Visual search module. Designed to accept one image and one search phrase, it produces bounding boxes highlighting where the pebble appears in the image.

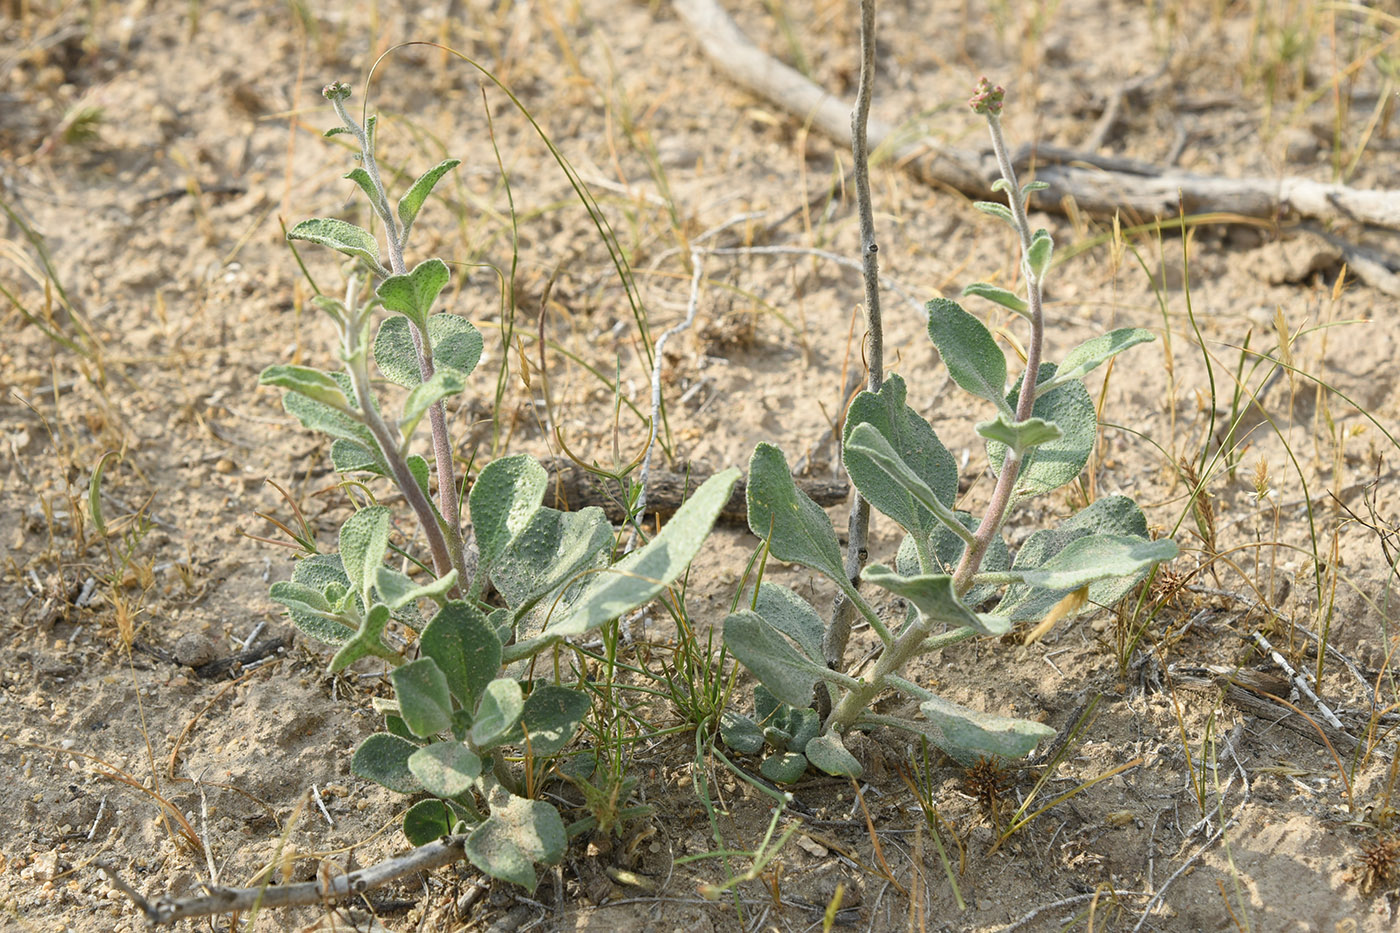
[173,632,217,667]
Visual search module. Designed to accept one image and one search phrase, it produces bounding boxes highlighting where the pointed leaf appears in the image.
[330,439,388,475]
[973,201,1014,224]
[339,505,392,605]
[1026,229,1054,277]
[842,374,959,540]
[997,496,1156,622]
[408,741,482,799]
[465,789,566,891]
[1039,328,1156,397]
[282,371,379,448]
[987,364,1096,503]
[961,282,1028,315]
[343,167,379,206]
[420,601,501,708]
[376,566,458,611]
[722,609,827,708]
[1001,534,1178,590]
[520,685,590,757]
[352,733,423,794]
[845,424,971,545]
[862,564,1007,635]
[897,512,1009,607]
[470,455,548,577]
[374,313,484,388]
[746,444,845,583]
[328,603,396,673]
[377,258,451,329]
[287,217,387,276]
[259,365,350,409]
[472,678,525,749]
[805,733,862,778]
[400,368,467,440]
[917,696,1056,765]
[544,469,740,637]
[391,658,454,738]
[397,158,462,241]
[975,413,1062,454]
[926,297,1009,411]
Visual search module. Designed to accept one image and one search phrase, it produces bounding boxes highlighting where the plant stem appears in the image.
[330,94,469,590]
[950,103,1045,597]
[826,0,885,672]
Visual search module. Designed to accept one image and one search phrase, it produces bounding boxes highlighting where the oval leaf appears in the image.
[374,313,484,388]
[398,158,462,241]
[470,456,548,579]
[916,696,1056,765]
[400,368,467,441]
[723,609,826,708]
[402,799,460,846]
[986,364,1096,503]
[472,678,525,750]
[259,364,349,409]
[520,685,591,757]
[420,600,501,709]
[961,282,1028,315]
[408,741,482,799]
[339,505,392,605]
[805,733,862,778]
[352,732,423,794]
[1039,327,1156,397]
[926,297,1009,411]
[391,658,454,738]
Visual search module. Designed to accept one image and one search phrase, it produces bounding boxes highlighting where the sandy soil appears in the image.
[3,1,1400,930]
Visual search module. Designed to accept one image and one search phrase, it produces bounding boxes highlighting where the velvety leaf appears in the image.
[328,603,396,673]
[342,167,379,207]
[1026,229,1054,277]
[897,512,1009,607]
[986,364,1096,503]
[760,752,809,785]
[974,413,1063,454]
[283,372,378,448]
[465,788,566,891]
[752,583,824,666]
[377,258,450,329]
[283,554,358,645]
[544,469,739,637]
[472,678,524,750]
[520,685,590,757]
[391,658,454,738]
[352,732,422,794]
[402,799,459,846]
[397,159,461,241]
[719,711,765,755]
[374,313,484,388]
[420,601,501,708]
[408,741,482,799]
[916,696,1056,765]
[962,282,1028,315]
[470,456,547,577]
[1040,327,1155,397]
[1001,534,1178,590]
[845,425,969,544]
[287,217,387,276]
[842,374,958,540]
[330,439,388,476]
[862,564,1008,635]
[804,732,862,778]
[400,368,467,440]
[996,495,1156,621]
[926,297,1010,411]
[338,505,391,605]
[258,365,349,409]
[492,506,612,611]
[973,201,1014,224]
[722,609,826,708]
[746,444,845,583]
[375,566,458,611]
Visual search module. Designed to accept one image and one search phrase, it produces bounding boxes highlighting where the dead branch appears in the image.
[99,834,469,925]
[671,0,1400,234]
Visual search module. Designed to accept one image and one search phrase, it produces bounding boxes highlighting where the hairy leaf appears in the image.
[408,741,482,799]
[472,678,524,750]
[391,658,454,738]
[722,609,826,708]
[805,733,862,778]
[398,159,461,241]
[465,789,566,891]
[287,217,387,276]
[377,258,450,330]
[926,297,1010,412]
[374,313,484,388]
[420,601,501,709]
[986,364,1096,503]
[747,444,846,583]
[352,732,422,794]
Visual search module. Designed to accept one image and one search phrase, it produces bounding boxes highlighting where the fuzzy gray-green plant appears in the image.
[720,80,1177,781]
[261,82,737,890]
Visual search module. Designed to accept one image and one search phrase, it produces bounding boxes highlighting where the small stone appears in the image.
[173,632,217,668]
[214,458,237,474]
[32,851,61,881]
[1279,127,1318,163]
